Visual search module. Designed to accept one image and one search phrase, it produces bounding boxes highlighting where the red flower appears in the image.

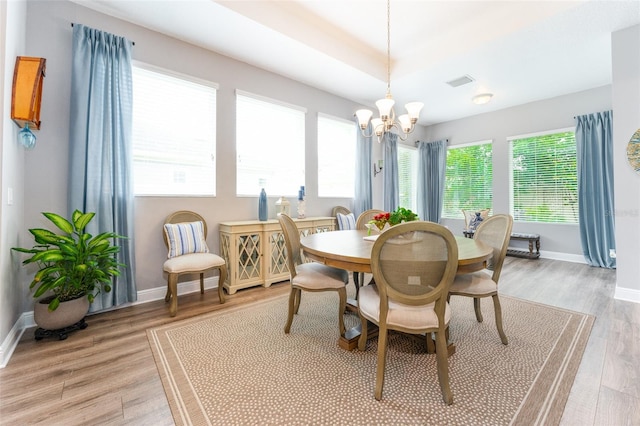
[369,212,392,230]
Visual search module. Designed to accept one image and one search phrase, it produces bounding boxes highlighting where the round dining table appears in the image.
[301,229,492,274]
[299,229,493,351]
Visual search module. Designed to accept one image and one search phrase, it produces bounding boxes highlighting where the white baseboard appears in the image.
[538,250,586,264]
[614,286,640,303]
[508,246,587,264]
[0,276,220,368]
[0,312,30,368]
[135,276,220,304]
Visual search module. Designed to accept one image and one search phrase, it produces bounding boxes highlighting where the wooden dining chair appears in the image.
[351,209,385,295]
[357,221,459,404]
[355,209,385,230]
[331,205,352,218]
[333,206,356,232]
[162,211,226,317]
[448,214,513,344]
[278,214,349,336]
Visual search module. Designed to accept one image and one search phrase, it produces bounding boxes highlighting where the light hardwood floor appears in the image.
[0,257,638,425]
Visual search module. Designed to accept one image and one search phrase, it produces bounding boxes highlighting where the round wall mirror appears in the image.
[627,128,640,173]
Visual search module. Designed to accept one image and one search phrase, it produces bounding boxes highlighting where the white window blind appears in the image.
[236,91,305,196]
[132,65,217,196]
[317,114,356,198]
[443,141,493,219]
[509,130,577,223]
[398,144,418,211]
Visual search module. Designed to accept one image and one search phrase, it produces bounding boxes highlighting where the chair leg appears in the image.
[167,274,179,317]
[199,273,205,294]
[374,325,389,401]
[293,288,302,314]
[492,294,508,345]
[217,265,227,304]
[474,297,484,322]
[435,328,453,405]
[284,287,297,334]
[164,282,171,302]
[337,287,347,336]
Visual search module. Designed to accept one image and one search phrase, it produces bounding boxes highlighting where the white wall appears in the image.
[3,1,637,364]
[23,0,366,297]
[420,86,612,258]
[0,0,28,366]
[612,24,640,302]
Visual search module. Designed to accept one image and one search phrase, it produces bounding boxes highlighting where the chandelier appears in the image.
[355,0,423,142]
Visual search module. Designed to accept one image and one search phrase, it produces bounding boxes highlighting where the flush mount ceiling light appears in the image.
[355,0,423,143]
[472,93,493,105]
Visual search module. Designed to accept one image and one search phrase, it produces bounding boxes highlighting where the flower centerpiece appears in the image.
[367,207,419,235]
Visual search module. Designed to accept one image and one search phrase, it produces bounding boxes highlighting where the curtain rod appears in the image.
[71,23,135,45]
[415,138,449,146]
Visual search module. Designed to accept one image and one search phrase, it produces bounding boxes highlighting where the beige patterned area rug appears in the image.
[147,291,593,426]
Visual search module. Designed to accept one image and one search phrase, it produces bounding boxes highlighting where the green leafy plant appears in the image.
[389,207,419,225]
[12,210,125,312]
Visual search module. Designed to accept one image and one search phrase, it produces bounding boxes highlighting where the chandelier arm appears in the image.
[387,122,409,141]
[359,127,375,138]
[397,130,410,141]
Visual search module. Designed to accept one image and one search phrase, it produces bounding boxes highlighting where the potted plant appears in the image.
[367,207,419,234]
[12,210,125,338]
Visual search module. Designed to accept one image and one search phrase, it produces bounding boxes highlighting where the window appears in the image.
[132,64,217,196]
[509,129,577,223]
[236,91,305,196]
[317,114,356,198]
[443,141,493,219]
[398,144,418,211]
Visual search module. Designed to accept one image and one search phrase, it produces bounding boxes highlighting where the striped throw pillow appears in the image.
[164,221,210,258]
[336,212,356,230]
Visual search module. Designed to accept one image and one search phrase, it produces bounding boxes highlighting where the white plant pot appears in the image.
[34,296,90,331]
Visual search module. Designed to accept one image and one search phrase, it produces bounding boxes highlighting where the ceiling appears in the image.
[72,0,640,125]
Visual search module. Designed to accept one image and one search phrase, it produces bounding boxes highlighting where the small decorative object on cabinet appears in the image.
[469,212,484,230]
[219,217,336,294]
[297,187,306,219]
[259,188,268,221]
[275,196,290,216]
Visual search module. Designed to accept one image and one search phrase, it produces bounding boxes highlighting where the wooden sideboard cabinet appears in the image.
[219,217,336,294]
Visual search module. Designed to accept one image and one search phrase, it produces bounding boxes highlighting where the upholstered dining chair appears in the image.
[162,211,226,317]
[356,209,385,230]
[333,206,356,231]
[331,205,352,218]
[448,214,513,344]
[357,221,459,404]
[352,209,385,294]
[278,214,349,336]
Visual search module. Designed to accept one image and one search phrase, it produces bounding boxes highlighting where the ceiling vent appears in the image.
[446,75,475,88]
